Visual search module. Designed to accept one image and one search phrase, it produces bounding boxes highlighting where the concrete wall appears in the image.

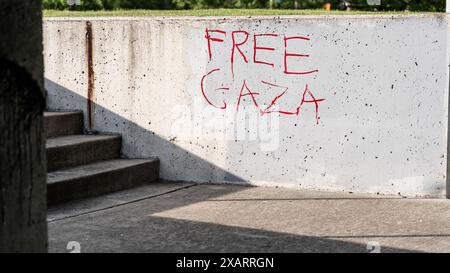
[44,15,448,197]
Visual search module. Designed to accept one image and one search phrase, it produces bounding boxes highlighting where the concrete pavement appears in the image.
[48,181,450,253]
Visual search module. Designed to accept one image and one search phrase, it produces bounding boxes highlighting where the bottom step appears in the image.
[47,158,159,205]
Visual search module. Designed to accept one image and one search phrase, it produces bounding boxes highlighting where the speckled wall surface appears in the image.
[44,15,448,197]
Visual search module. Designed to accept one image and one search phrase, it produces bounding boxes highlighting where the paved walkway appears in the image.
[48,182,450,253]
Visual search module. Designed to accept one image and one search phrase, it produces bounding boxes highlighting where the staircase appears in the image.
[44,111,159,205]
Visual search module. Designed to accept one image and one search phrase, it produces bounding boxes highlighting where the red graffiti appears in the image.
[253,34,278,68]
[201,29,325,124]
[283,36,319,75]
[260,80,291,115]
[200,68,227,109]
[236,80,260,112]
[231,30,249,78]
[298,84,325,124]
[205,29,226,61]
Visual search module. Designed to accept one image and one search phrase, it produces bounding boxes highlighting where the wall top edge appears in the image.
[43,13,448,22]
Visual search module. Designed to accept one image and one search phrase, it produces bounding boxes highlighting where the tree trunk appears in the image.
[0,0,47,252]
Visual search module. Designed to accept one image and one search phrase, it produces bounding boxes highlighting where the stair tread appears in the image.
[44,111,82,117]
[48,158,158,184]
[46,134,121,149]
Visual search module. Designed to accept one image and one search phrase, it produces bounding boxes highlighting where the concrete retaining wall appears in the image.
[44,15,449,197]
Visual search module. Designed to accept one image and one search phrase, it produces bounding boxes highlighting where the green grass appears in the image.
[43,8,432,17]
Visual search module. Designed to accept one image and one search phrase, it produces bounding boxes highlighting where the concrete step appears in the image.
[46,134,121,171]
[47,158,160,205]
[44,111,83,138]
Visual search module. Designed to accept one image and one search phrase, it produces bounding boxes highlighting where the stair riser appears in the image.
[47,137,121,171]
[45,112,83,138]
[47,160,159,205]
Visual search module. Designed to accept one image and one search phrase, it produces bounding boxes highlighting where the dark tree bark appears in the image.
[0,0,47,252]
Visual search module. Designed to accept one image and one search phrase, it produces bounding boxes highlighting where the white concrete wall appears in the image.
[44,15,449,197]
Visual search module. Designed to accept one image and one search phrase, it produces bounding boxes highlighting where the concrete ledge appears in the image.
[43,13,447,21]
